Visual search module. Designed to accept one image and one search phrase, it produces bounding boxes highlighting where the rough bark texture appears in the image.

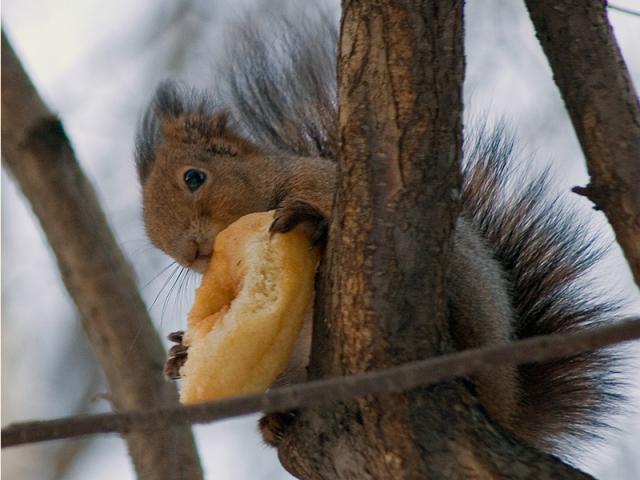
[525,0,640,286]
[1,32,203,480]
[278,2,592,479]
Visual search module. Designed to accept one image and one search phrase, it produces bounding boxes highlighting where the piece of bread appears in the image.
[179,211,320,404]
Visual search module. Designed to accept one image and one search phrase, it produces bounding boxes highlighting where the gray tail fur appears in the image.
[462,124,624,452]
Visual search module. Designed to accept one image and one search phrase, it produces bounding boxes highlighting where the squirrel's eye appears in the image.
[184,169,207,192]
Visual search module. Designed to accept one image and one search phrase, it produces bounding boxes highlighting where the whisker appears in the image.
[127,263,183,353]
[181,268,197,307]
[148,264,182,312]
[160,266,188,327]
[141,261,178,291]
[175,269,188,315]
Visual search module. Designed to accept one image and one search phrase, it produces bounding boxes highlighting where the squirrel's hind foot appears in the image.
[259,411,298,448]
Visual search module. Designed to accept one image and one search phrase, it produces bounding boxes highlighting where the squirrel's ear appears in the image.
[206,111,261,155]
[159,110,259,156]
[209,111,230,136]
[157,116,181,143]
[158,111,229,146]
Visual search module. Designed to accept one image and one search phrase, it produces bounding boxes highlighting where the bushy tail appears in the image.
[213,12,625,453]
[462,125,624,452]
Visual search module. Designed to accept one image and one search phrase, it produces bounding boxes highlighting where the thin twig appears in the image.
[609,3,640,17]
[3,317,638,449]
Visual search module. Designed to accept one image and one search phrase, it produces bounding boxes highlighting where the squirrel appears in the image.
[135,13,624,457]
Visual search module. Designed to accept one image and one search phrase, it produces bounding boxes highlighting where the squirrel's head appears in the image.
[136,82,274,272]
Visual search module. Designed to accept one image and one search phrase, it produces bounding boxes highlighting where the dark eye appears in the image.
[184,169,207,192]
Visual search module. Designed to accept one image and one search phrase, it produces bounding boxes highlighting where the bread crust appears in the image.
[179,211,320,404]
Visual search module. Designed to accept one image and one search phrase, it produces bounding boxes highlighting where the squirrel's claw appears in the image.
[270,200,328,245]
[167,330,184,343]
[164,330,188,380]
[164,358,185,380]
[169,344,188,357]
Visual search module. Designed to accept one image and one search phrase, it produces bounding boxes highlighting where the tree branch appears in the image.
[3,317,638,449]
[608,3,640,17]
[524,0,640,287]
[1,31,203,479]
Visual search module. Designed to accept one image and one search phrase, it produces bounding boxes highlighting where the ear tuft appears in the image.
[135,81,259,183]
[210,111,230,136]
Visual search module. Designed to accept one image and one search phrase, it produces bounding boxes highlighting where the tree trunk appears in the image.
[1,31,203,480]
[277,2,592,479]
[525,0,640,287]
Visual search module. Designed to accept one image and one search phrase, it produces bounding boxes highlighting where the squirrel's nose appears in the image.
[196,241,212,259]
[187,239,213,273]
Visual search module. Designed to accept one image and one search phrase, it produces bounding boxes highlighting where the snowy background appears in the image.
[2,0,639,478]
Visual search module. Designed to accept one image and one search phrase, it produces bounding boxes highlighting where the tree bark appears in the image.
[525,0,640,287]
[277,2,592,478]
[1,31,203,480]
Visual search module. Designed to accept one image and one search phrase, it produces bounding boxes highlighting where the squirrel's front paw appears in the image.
[164,330,188,380]
[270,199,327,245]
[259,411,297,448]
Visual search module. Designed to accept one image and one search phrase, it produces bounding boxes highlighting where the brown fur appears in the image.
[141,134,334,272]
[138,82,336,272]
[136,21,625,455]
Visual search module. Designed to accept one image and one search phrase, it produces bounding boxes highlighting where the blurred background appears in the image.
[2,0,639,478]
